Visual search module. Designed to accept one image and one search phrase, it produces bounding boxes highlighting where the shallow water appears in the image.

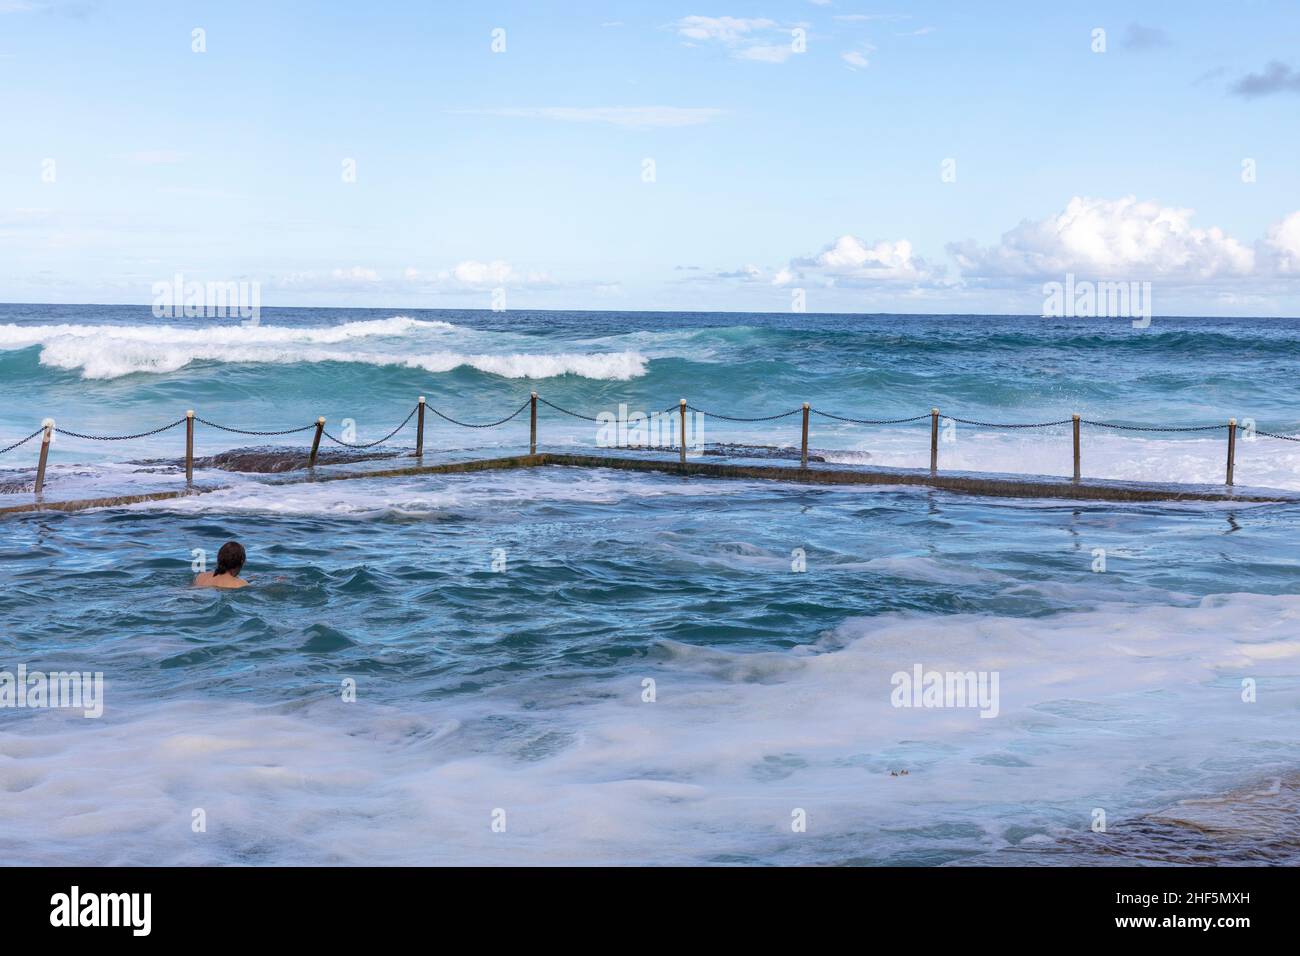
[1,307,1298,865]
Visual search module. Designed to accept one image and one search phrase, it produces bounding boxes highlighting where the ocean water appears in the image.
[1,304,1298,865]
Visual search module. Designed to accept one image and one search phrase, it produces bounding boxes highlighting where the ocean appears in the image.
[1,304,1298,865]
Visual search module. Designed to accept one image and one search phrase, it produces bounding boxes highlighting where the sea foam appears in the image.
[2,593,1295,865]
[0,317,647,381]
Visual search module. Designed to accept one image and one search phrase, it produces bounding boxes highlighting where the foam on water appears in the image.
[3,593,1295,865]
[0,316,647,380]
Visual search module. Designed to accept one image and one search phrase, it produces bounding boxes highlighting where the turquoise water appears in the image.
[1,305,1298,865]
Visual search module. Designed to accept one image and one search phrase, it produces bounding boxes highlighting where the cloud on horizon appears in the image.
[695,198,1300,296]
[948,196,1256,282]
[276,260,562,295]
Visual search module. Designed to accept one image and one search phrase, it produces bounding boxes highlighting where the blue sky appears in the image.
[3,0,1300,314]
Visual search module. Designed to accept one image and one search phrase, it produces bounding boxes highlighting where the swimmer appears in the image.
[193,540,250,589]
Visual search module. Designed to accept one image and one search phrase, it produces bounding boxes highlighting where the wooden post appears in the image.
[679,399,687,468]
[185,409,195,484]
[801,403,810,469]
[309,416,325,468]
[415,396,425,458]
[930,407,939,472]
[530,392,538,456]
[1072,414,1081,482]
[33,419,53,496]
[1226,418,1236,487]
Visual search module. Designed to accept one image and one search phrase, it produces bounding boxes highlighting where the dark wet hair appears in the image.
[214,541,246,577]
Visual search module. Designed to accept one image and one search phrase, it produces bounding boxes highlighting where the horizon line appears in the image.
[1,301,1298,322]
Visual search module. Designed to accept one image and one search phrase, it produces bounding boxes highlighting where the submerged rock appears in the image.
[129,446,406,474]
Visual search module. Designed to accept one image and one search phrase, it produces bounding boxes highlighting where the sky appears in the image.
[2,0,1300,315]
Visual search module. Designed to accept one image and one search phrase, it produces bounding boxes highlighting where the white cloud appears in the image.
[947,196,1256,281]
[698,201,1300,295]
[331,266,380,282]
[405,260,556,289]
[447,259,551,287]
[701,235,946,289]
[840,39,876,71]
[688,263,769,283]
[277,261,556,294]
[793,235,943,285]
[1261,210,1300,274]
[450,106,724,129]
[676,15,776,44]
[675,15,800,64]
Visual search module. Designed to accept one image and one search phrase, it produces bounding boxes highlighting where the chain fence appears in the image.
[323,405,419,448]
[2,400,1298,461]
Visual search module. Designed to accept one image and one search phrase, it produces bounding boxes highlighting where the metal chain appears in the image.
[0,427,45,456]
[429,399,531,428]
[57,418,188,440]
[948,416,1075,429]
[1252,429,1300,442]
[1080,420,1224,433]
[195,418,317,436]
[687,405,803,422]
[812,410,931,425]
[323,405,419,448]
[536,396,602,422]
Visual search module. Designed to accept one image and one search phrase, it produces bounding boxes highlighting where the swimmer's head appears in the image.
[214,541,246,577]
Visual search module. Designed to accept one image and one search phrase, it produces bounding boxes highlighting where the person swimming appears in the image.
[193,540,250,589]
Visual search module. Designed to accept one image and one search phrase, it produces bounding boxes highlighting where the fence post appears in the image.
[930,407,939,472]
[679,399,687,469]
[1226,418,1236,487]
[530,391,538,456]
[1072,414,1080,482]
[801,403,810,469]
[186,409,195,484]
[415,396,425,458]
[309,416,325,468]
[33,419,53,496]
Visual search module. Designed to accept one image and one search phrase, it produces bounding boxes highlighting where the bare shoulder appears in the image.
[193,573,249,589]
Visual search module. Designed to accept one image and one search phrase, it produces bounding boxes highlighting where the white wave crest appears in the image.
[0,315,451,348]
[0,317,646,381]
[396,350,646,380]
